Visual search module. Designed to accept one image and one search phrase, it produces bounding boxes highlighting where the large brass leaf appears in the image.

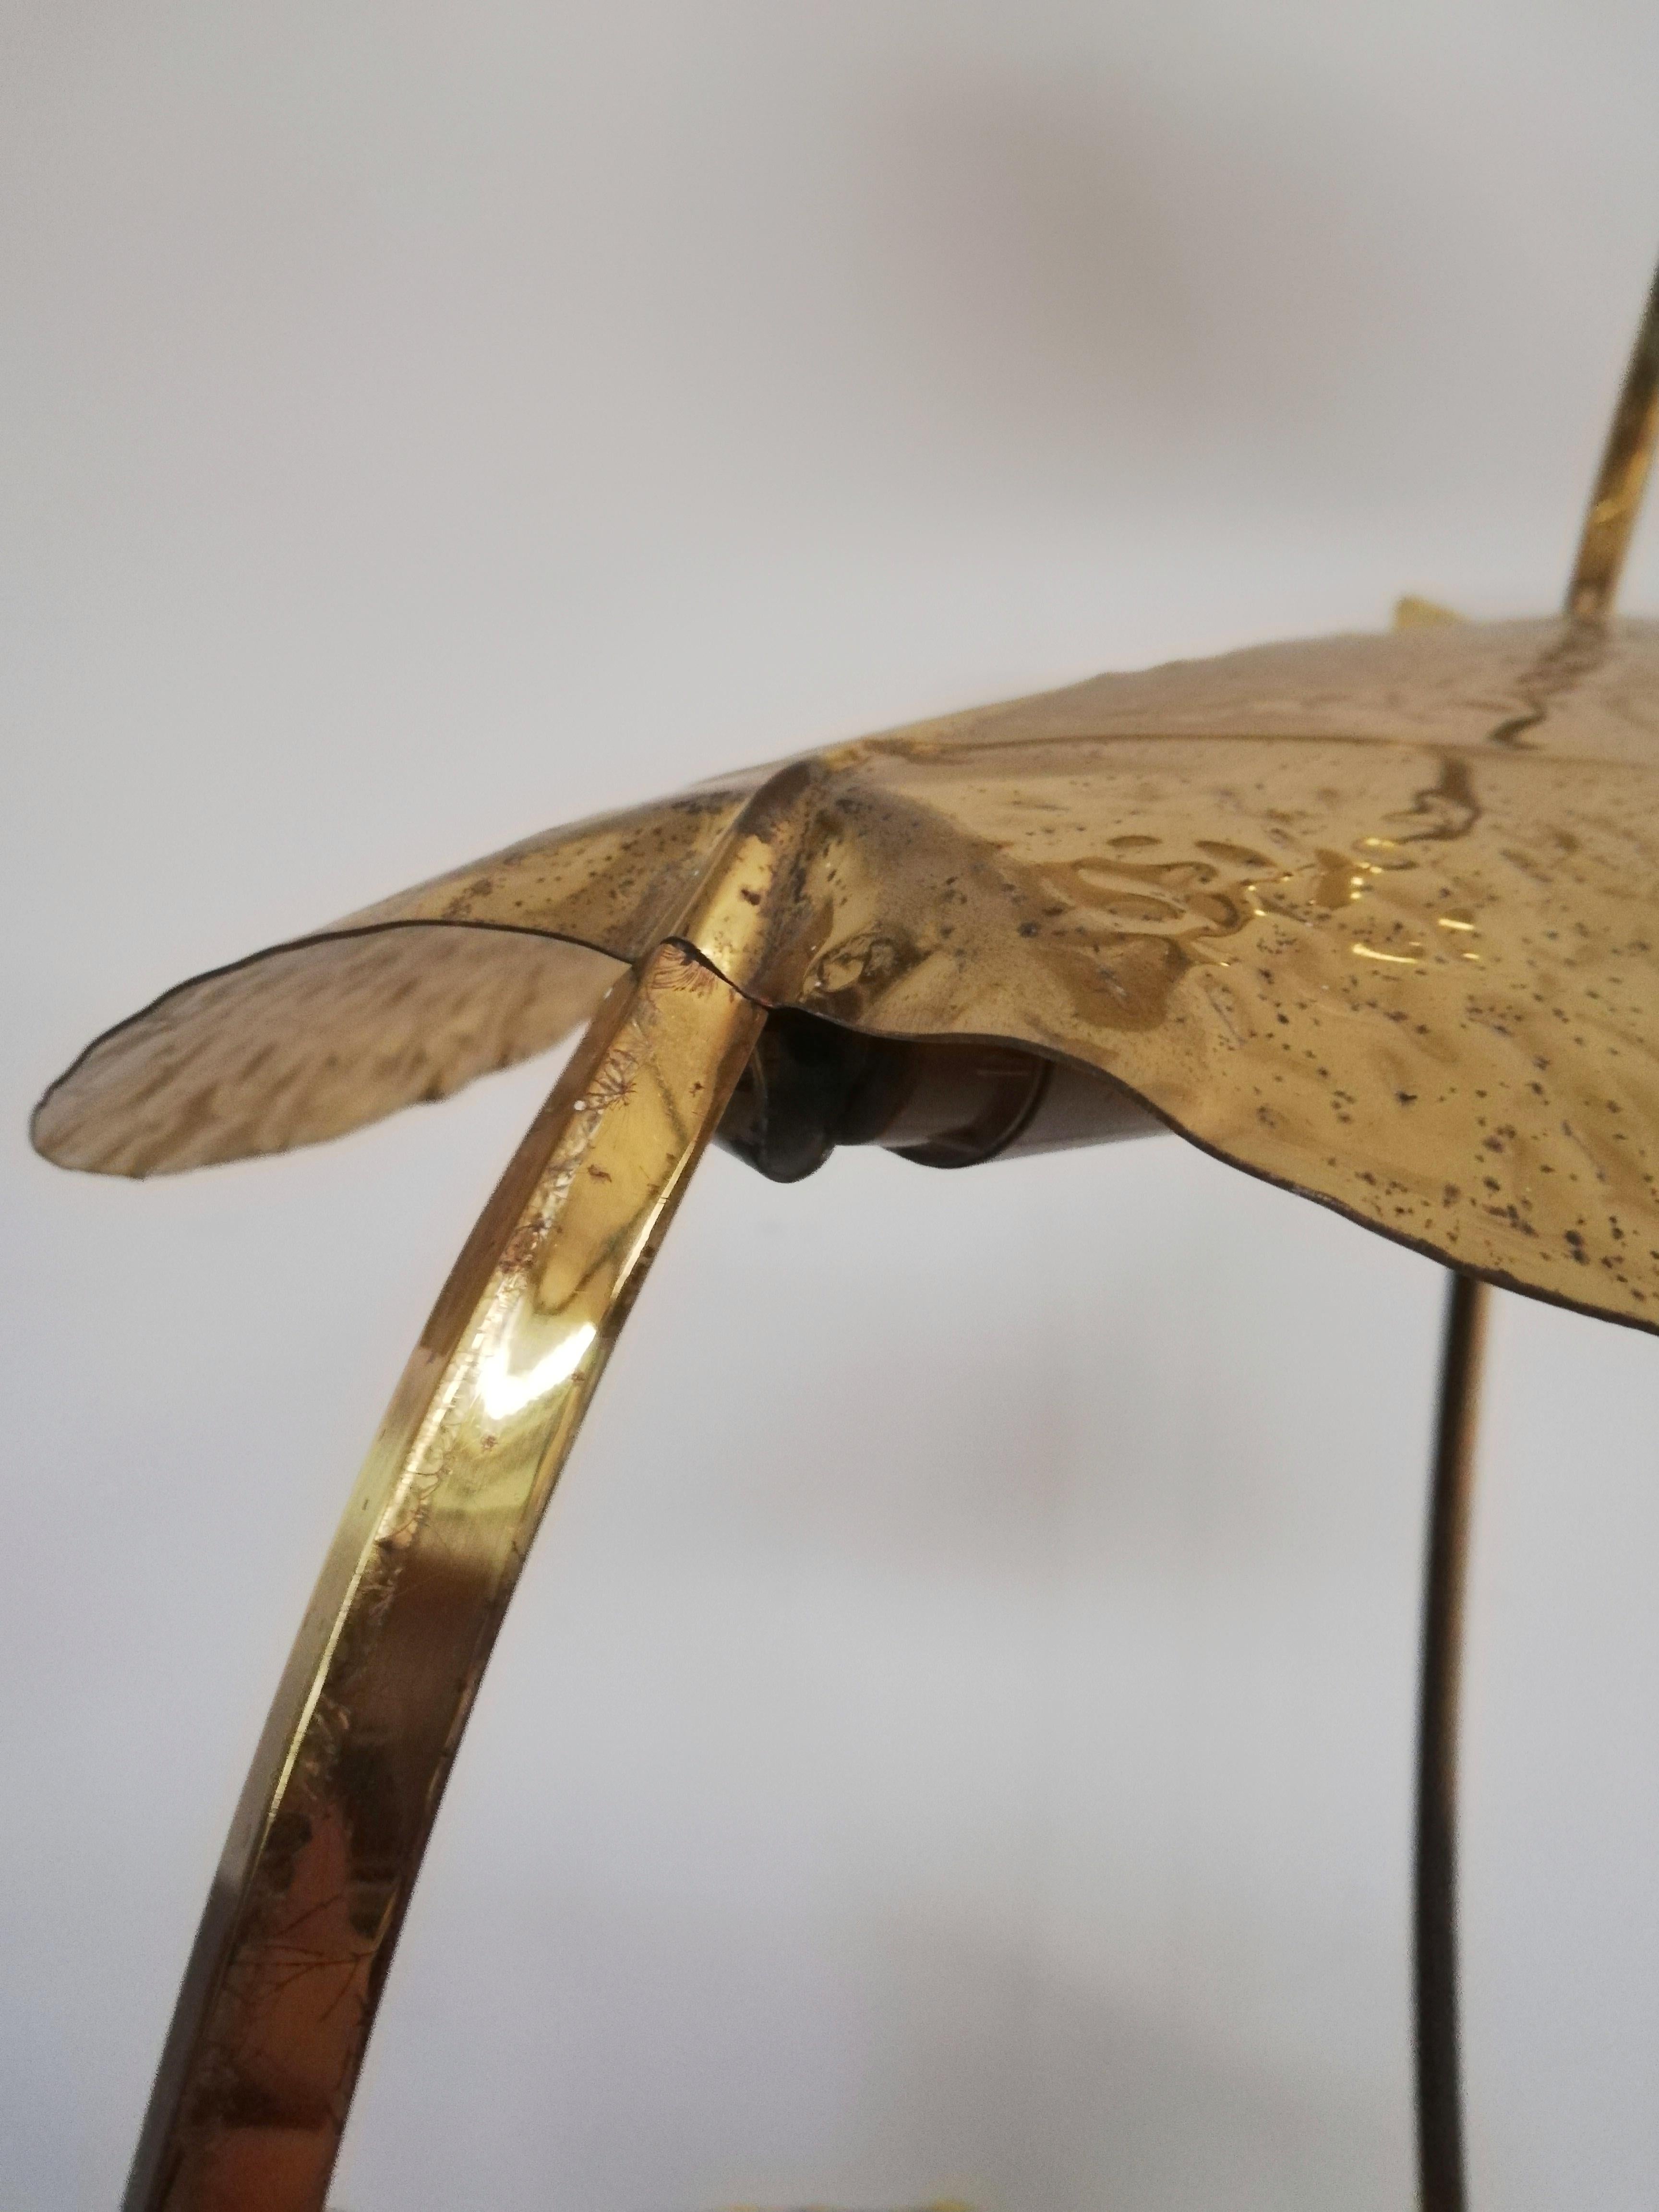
[33,613,1659,1334]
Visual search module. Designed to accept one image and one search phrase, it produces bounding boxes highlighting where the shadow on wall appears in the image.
[672,1903,1405,2212]
[840,50,1555,513]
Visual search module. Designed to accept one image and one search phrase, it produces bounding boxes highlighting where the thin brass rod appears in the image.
[123,941,764,2212]
[1566,257,1659,621]
[1413,1270,1490,2212]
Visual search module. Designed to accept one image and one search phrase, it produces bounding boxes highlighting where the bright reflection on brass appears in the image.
[29,249,1659,2212]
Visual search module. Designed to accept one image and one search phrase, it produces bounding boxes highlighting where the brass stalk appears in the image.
[122,942,764,2212]
[1567,258,1659,623]
[1414,1270,1488,2212]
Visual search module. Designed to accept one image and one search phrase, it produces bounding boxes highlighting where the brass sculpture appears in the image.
[32,257,1659,2212]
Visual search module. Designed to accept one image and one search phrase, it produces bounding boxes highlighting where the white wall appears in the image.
[6,5,1659,2207]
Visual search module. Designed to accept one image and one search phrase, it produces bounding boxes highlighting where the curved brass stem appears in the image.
[1566,257,1659,621]
[123,941,764,2212]
[1414,1271,1489,2212]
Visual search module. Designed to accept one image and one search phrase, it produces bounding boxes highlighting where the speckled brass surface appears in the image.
[118,943,763,2212]
[35,614,1659,1333]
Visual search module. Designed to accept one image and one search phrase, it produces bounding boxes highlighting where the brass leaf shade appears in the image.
[34,613,1659,1335]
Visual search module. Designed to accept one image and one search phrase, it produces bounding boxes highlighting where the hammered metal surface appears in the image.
[34,615,1659,1332]
[34,924,624,1178]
